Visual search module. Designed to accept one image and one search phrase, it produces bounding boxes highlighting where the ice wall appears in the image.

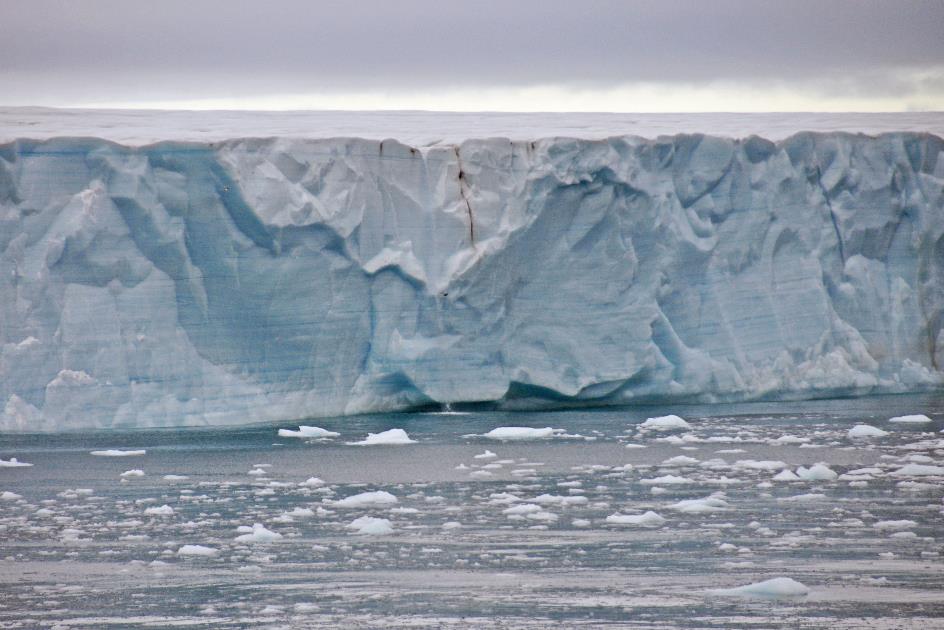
[1,132,942,430]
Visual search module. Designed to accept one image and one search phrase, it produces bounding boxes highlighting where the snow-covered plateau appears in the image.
[1,110,943,430]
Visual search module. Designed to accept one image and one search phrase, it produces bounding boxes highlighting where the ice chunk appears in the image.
[795,464,838,481]
[605,511,666,527]
[90,450,146,457]
[891,463,944,476]
[1,491,22,500]
[640,415,691,431]
[144,505,175,516]
[670,494,729,513]
[888,414,932,424]
[873,520,918,530]
[277,425,340,439]
[848,424,889,438]
[120,469,145,478]
[235,523,282,543]
[348,429,416,445]
[177,544,218,557]
[346,516,394,535]
[333,490,398,508]
[481,427,562,441]
[709,577,809,599]
[0,457,33,467]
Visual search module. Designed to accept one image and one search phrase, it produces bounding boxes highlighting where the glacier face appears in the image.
[1,132,943,430]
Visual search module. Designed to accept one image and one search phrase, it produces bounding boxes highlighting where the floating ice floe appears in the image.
[709,577,809,599]
[795,464,838,481]
[299,477,325,487]
[90,449,146,457]
[640,415,691,431]
[474,450,497,459]
[277,425,340,439]
[1,491,22,500]
[848,424,889,438]
[0,457,32,467]
[480,427,563,441]
[348,429,416,445]
[670,494,728,513]
[163,474,189,481]
[333,490,398,508]
[605,511,666,527]
[347,516,394,535]
[891,463,944,476]
[773,469,801,481]
[888,414,932,424]
[235,523,282,543]
[144,504,174,516]
[120,469,145,478]
[177,544,218,557]
[873,519,918,530]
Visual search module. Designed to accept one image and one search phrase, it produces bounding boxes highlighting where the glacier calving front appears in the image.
[1,132,942,430]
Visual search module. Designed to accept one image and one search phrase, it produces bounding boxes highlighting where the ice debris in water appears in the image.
[347,516,394,535]
[795,464,838,481]
[640,415,691,430]
[1,491,23,500]
[177,544,218,557]
[848,424,889,438]
[120,469,145,478]
[348,429,416,445]
[90,449,146,457]
[277,425,340,439]
[333,491,398,508]
[605,511,666,527]
[709,577,809,599]
[888,414,933,423]
[235,523,283,543]
[144,504,174,516]
[0,457,32,467]
[481,427,562,441]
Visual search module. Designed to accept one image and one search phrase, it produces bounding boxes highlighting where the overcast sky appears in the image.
[2,0,942,111]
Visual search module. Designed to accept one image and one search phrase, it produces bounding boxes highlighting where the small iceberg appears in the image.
[235,523,283,543]
[708,577,809,599]
[90,449,146,457]
[888,414,932,424]
[177,544,218,557]
[0,457,33,467]
[639,415,691,431]
[848,424,889,438]
[605,511,666,527]
[348,429,416,445]
[333,490,398,508]
[277,425,340,439]
[481,427,563,441]
[347,516,394,535]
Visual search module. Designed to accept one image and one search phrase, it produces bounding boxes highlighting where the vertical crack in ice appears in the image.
[455,147,475,245]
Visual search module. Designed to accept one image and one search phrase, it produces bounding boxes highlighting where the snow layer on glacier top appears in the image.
[1,107,942,145]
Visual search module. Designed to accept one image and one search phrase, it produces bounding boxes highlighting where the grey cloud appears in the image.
[1,0,942,105]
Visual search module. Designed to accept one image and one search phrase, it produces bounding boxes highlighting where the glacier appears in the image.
[1,127,943,430]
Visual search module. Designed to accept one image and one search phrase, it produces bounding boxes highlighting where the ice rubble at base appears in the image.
[1,130,943,431]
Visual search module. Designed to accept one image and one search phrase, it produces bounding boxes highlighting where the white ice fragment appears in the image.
[177,544,218,557]
[640,415,691,430]
[873,519,918,530]
[346,516,394,535]
[163,474,189,481]
[605,511,666,527]
[144,504,175,516]
[848,424,889,438]
[709,577,809,599]
[348,429,416,445]
[1,491,22,500]
[481,427,562,441]
[888,414,932,424]
[891,463,944,476]
[474,450,497,459]
[90,449,146,457]
[662,455,699,466]
[795,464,838,481]
[277,425,340,439]
[333,490,398,508]
[670,494,728,513]
[773,469,801,481]
[299,477,325,487]
[235,523,282,543]
[0,457,33,467]
[120,469,145,478]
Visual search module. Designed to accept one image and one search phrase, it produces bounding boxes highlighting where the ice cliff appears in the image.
[1,131,943,430]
